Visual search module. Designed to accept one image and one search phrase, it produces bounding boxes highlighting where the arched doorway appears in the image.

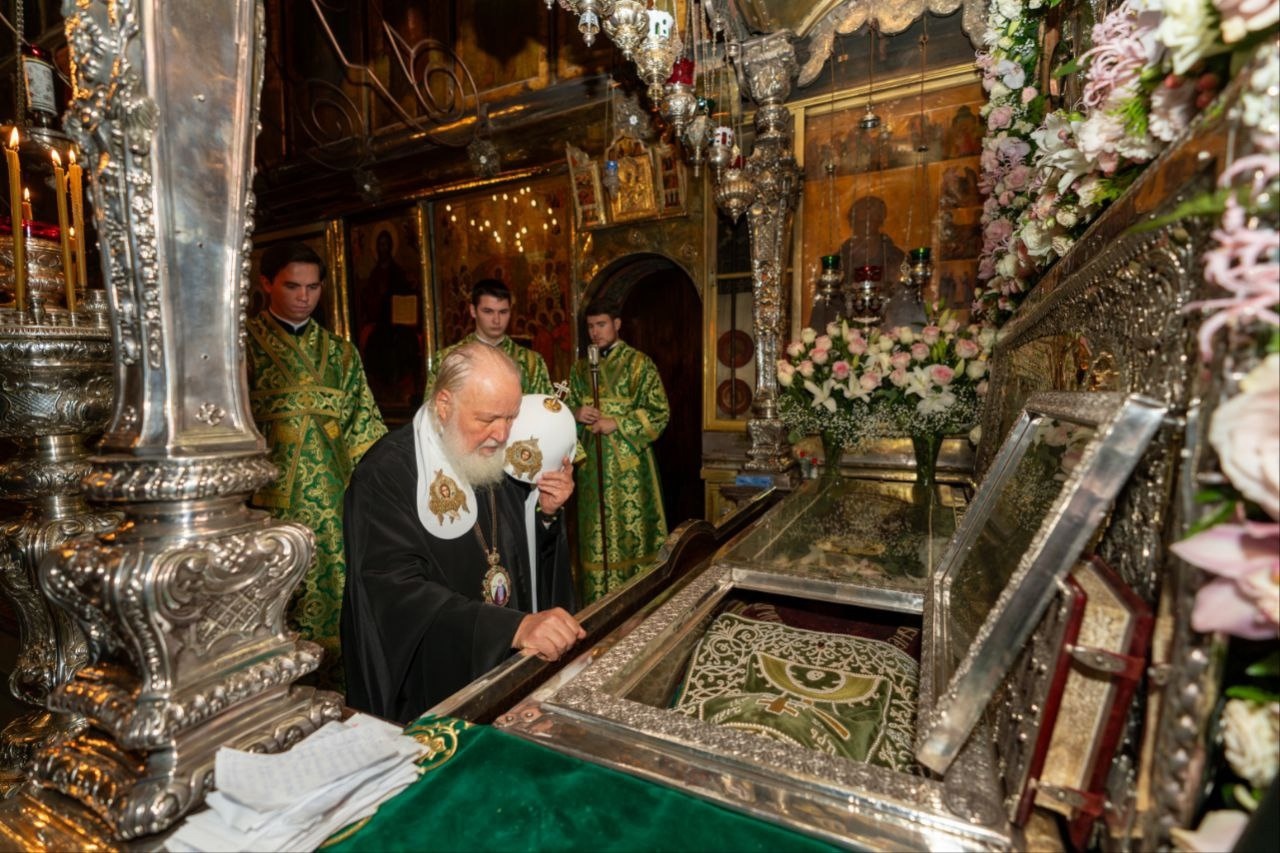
[583,253,703,528]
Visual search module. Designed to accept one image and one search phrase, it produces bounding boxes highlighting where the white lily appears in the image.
[804,379,838,412]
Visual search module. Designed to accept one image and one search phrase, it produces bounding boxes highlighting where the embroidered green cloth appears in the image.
[323,716,837,853]
[673,613,920,773]
[568,340,670,603]
[246,314,386,691]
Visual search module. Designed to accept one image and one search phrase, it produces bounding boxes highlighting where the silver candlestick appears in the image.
[0,290,117,794]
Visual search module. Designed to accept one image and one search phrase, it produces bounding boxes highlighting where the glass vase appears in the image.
[910,432,942,488]
[820,431,843,483]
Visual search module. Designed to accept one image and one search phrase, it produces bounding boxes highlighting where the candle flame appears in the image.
[23,187,29,201]
[68,149,76,166]
[7,127,17,148]
[52,149,61,167]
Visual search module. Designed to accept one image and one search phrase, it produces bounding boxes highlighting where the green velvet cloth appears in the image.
[323,715,839,852]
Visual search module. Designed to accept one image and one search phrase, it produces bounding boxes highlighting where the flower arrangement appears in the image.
[1165,43,1279,850]
[974,0,1275,324]
[776,314,996,477]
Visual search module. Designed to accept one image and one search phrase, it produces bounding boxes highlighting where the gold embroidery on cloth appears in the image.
[542,396,563,412]
[504,438,543,479]
[429,469,469,525]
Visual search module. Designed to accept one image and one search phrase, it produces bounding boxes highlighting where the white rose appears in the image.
[1051,235,1074,256]
[1056,208,1078,229]
[896,327,915,345]
[1159,0,1220,74]
[990,81,1011,100]
[1221,699,1279,789]
[786,341,805,359]
[969,425,983,445]
[826,322,840,338]
[800,328,817,344]
[979,326,998,348]
[777,361,796,387]
[967,359,988,380]
[1211,353,1280,519]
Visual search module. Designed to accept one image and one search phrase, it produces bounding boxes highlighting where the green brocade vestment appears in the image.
[246,314,387,690]
[569,341,669,604]
[428,333,553,395]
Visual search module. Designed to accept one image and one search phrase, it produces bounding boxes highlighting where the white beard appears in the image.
[438,415,507,487]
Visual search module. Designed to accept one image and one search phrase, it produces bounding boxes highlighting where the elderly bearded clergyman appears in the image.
[340,342,583,723]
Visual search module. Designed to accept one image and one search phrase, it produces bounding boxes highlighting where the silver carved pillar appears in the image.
[0,0,340,843]
[740,34,800,473]
[0,296,118,793]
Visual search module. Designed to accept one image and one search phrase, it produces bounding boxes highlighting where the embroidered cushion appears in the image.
[673,612,920,773]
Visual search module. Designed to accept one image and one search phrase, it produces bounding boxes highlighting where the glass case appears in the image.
[501,392,1167,850]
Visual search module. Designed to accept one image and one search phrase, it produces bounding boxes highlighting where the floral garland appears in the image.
[1165,41,1279,851]
[973,0,1276,325]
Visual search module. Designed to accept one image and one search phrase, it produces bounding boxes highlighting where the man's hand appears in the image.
[534,457,574,515]
[588,416,618,435]
[512,608,586,661]
[575,404,601,425]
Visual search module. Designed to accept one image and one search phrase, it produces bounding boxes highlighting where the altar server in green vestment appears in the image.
[246,242,387,691]
[569,298,669,604]
[428,279,554,396]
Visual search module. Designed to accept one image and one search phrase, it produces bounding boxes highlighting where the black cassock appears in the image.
[341,425,575,723]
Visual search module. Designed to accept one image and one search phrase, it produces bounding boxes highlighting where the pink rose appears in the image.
[977,379,989,396]
[811,348,829,365]
[988,105,1014,130]
[859,372,882,392]
[929,364,956,386]
[777,361,796,387]
[798,360,814,379]
[889,368,909,388]
[1022,86,1038,104]
[955,339,981,359]
[942,318,960,334]
[847,335,868,355]
[826,322,841,338]
[1004,164,1030,191]
[910,342,930,361]
[786,342,805,359]
[920,325,941,345]
[814,334,834,351]
[890,351,912,370]
[832,360,851,381]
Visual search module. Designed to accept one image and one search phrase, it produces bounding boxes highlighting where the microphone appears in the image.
[587,344,600,367]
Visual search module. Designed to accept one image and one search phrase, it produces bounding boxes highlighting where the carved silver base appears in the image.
[30,685,340,839]
[0,316,116,791]
[28,502,341,839]
[743,415,795,473]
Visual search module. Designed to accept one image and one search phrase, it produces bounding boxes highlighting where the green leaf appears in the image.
[1246,651,1280,678]
[1185,500,1238,536]
[1268,329,1280,354]
[1195,487,1230,504]
[1127,188,1232,234]
[1226,684,1280,703]
[1054,57,1080,78]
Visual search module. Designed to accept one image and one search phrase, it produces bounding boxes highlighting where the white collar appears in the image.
[412,407,477,540]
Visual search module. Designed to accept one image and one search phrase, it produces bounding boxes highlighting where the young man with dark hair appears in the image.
[246,241,387,691]
[568,298,669,604]
[429,278,554,395]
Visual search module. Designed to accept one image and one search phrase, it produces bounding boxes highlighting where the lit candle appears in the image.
[51,150,76,312]
[5,128,26,313]
[68,149,86,291]
[21,188,32,222]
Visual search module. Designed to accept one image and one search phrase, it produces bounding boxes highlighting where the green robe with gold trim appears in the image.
[429,333,554,395]
[246,314,387,690]
[569,340,669,604]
